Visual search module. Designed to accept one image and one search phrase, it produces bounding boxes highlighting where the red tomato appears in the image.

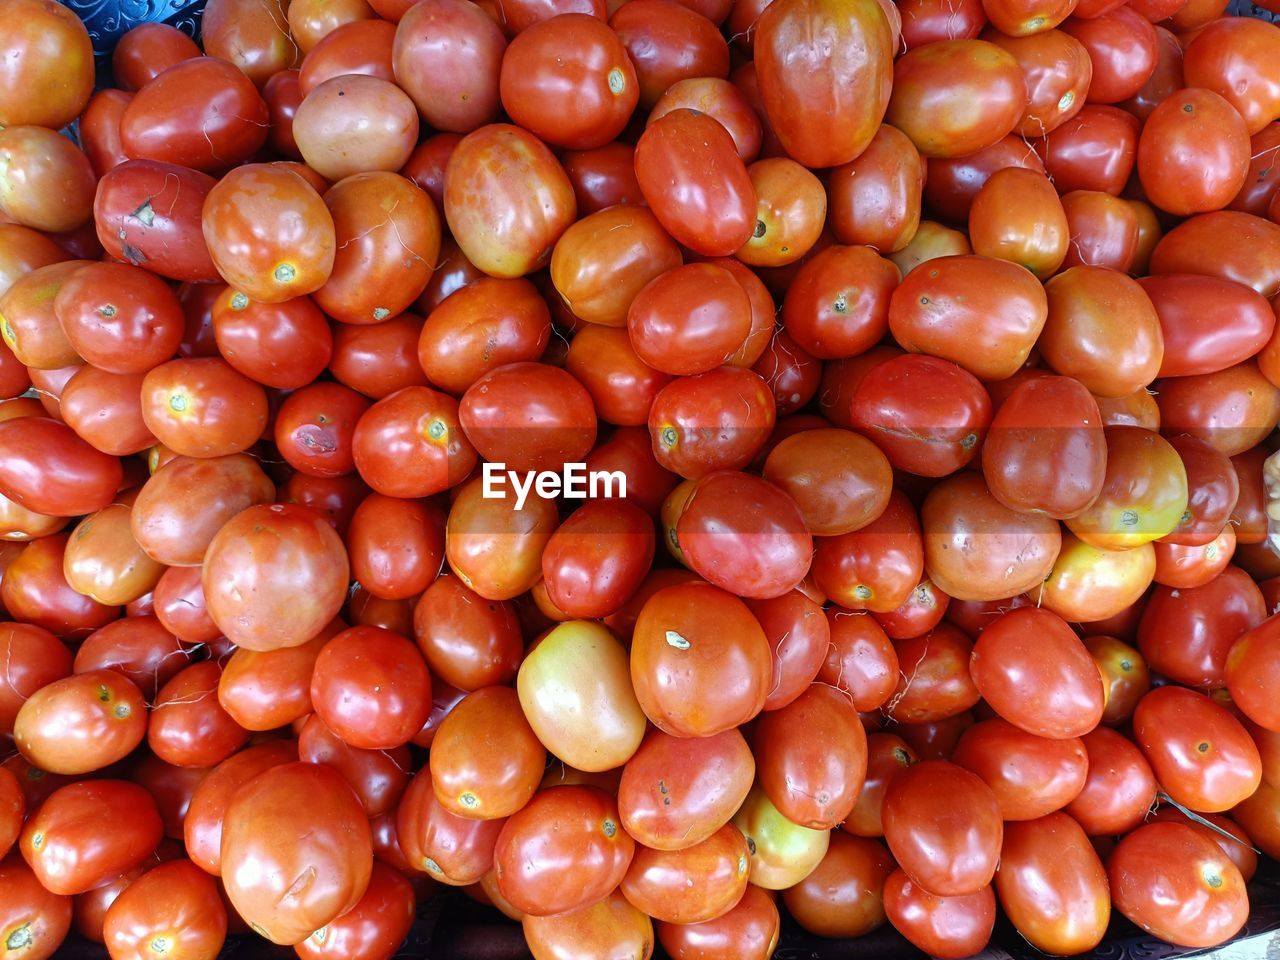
[818,610,899,713]
[1064,726,1157,836]
[13,670,147,776]
[149,661,249,769]
[311,625,432,749]
[1137,88,1250,217]
[812,490,924,614]
[781,244,898,360]
[884,869,995,960]
[654,884,779,960]
[0,853,73,960]
[782,832,894,938]
[102,859,226,960]
[620,824,750,924]
[952,719,1088,821]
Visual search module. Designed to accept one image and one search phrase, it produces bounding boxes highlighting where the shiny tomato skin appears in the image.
[818,609,899,713]
[610,0,730,110]
[0,417,122,518]
[754,684,867,829]
[102,859,226,960]
[634,110,755,258]
[444,476,558,601]
[884,869,995,960]
[970,607,1104,739]
[53,262,184,375]
[1064,726,1157,836]
[732,782,829,889]
[202,503,350,652]
[812,489,923,614]
[648,366,776,479]
[994,813,1109,956]
[1138,89,1250,217]
[780,244,898,360]
[540,500,654,619]
[762,428,892,537]
[521,889,654,960]
[444,124,576,279]
[460,361,596,473]
[412,575,521,691]
[986,29,1089,135]
[620,824,750,925]
[618,728,755,852]
[397,767,503,885]
[747,590,830,711]
[827,125,924,254]
[753,0,893,168]
[220,762,372,945]
[0,0,94,129]
[21,780,163,896]
[1031,105,1137,196]
[630,582,771,737]
[924,135,1045,223]
[429,686,546,820]
[1084,634,1150,726]
[655,884,779,960]
[297,715,411,819]
[882,760,1002,897]
[852,354,991,477]
[13,670,147,776]
[139,357,268,459]
[1227,615,1280,732]
[1133,685,1261,813]
[353,386,476,498]
[331,314,431,400]
[566,325,671,427]
[0,623,71,736]
[1151,211,1280,300]
[121,58,268,174]
[561,142,644,214]
[493,785,634,918]
[293,861,414,960]
[781,832,894,939]
[148,661,248,769]
[952,719,1088,821]
[967,167,1068,280]
[842,733,917,837]
[1140,275,1274,380]
[889,255,1046,382]
[1156,360,1280,459]
[311,625,432,750]
[887,40,1026,159]
[1108,822,1248,949]
[346,494,443,601]
[0,853,72,960]
[1137,565,1265,688]
[627,263,751,377]
[882,624,979,724]
[1061,6,1156,105]
[392,0,505,133]
[218,628,330,731]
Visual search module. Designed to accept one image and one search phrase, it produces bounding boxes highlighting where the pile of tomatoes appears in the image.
[2,0,1280,956]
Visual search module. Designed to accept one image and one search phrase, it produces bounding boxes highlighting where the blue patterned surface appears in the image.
[58,0,207,83]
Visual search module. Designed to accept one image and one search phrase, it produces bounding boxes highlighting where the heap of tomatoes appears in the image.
[2,0,1280,956]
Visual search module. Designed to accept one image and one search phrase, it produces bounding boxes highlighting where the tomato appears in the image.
[0,0,93,129]
[971,607,1104,739]
[1227,614,1280,731]
[444,124,576,278]
[1061,6,1156,104]
[292,862,414,960]
[779,833,893,938]
[1151,211,1280,300]
[1183,17,1280,136]
[883,869,995,960]
[0,624,69,737]
[952,719,1087,821]
[1109,822,1248,949]
[1157,360,1280,458]
[924,136,1044,223]
[147,661,248,768]
[1138,89,1250,217]
[561,142,643,214]
[0,418,122,519]
[994,813,1109,955]
[392,0,504,131]
[353,386,476,498]
[737,592,825,712]
[296,715,410,819]
[656,884,779,960]
[630,582,769,736]
[842,734,917,837]
[102,859,226,960]
[732,782,829,889]
[398,765,502,885]
[922,473,1061,602]
[610,1,730,110]
[50,263,181,376]
[634,110,754,258]
[524,889,655,960]
[762,428,892,537]
[217,629,326,732]
[21,780,163,895]
[202,503,350,652]
[199,0,296,85]
[889,255,1047,382]
[781,244,898,360]
[60,368,156,457]
[0,128,95,236]
[221,762,372,945]
[13,670,146,776]
[292,77,418,182]
[880,624,978,724]
[430,686,545,819]
[460,361,596,472]
[410,577,518,693]
[138,357,267,458]
[445,477,557,600]
[882,760,1002,896]
[300,19,396,95]
[621,824,750,924]
[1084,635,1150,725]
[648,367,776,479]
[618,728,755,851]
[2,533,121,639]
[649,78,763,165]
[0,854,72,960]
[0,768,21,860]
[826,126,923,254]
[887,40,1026,159]
[493,785,634,917]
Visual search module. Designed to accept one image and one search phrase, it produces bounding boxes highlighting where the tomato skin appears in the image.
[218,629,329,732]
[882,760,1002,897]
[762,428,892,537]
[149,661,249,769]
[884,869,994,960]
[732,783,829,889]
[1133,685,1261,813]
[971,607,1104,739]
[1157,361,1280,459]
[754,684,867,829]
[781,832,894,939]
[656,884,779,960]
[648,367,776,479]
[889,255,1046,382]
[203,503,350,652]
[812,489,923,614]
[627,264,750,377]
[675,471,811,600]
[294,861,414,960]
[460,361,596,472]
[444,124,576,279]
[827,125,924,253]
[430,686,546,820]
[522,889,654,960]
[494,785,635,918]
[753,0,893,168]
[922,473,1061,603]
[620,824,750,924]
[1061,6,1156,104]
[0,0,94,129]
[445,478,557,601]
[0,418,123,519]
[1108,822,1248,949]
[397,767,503,885]
[842,734,917,837]
[221,762,372,945]
[13,670,147,776]
[102,859,226,960]
[986,29,1089,135]
[54,262,184,375]
[1138,89,1250,217]
[1139,275,1274,380]
[610,1,730,110]
[952,719,1087,821]
[1065,726,1157,836]
[994,813,1109,956]
[781,244,898,360]
[1183,17,1280,137]
[618,728,755,852]
[816,608,897,713]
[353,386,476,498]
[1151,211,1280,300]
[1032,104,1137,196]
[331,315,431,400]
[884,624,980,724]
[0,853,73,960]
[887,40,1026,159]
[631,582,770,737]
[412,576,520,692]
[634,110,754,258]
[1084,635,1150,726]
[21,780,163,896]
[1227,615,1280,732]
[121,58,268,174]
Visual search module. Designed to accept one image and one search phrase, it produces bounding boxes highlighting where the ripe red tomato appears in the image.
[952,719,1088,821]
[0,853,73,960]
[103,859,227,960]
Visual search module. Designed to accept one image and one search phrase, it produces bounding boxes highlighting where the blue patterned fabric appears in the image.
[57,0,207,85]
